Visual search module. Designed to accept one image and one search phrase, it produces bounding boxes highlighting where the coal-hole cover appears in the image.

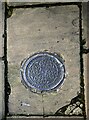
[20,52,65,92]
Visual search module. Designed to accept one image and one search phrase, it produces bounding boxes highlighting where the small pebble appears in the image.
[70,113,73,115]
[21,102,30,107]
[80,104,83,108]
[73,107,82,115]
[76,101,80,106]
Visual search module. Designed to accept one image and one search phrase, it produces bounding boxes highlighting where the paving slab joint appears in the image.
[3,2,12,116]
[82,48,89,54]
[81,39,86,45]
[6,5,13,18]
[7,2,81,9]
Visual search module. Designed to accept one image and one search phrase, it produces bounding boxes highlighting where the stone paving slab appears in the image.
[87,7,89,118]
[0,61,5,120]
[82,3,89,120]
[0,2,5,120]
[6,0,88,5]
[6,116,84,119]
[7,5,80,116]
[0,2,4,58]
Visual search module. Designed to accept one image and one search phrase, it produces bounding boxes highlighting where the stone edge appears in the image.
[82,2,89,120]
[0,2,5,120]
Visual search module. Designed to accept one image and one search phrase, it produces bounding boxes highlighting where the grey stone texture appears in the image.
[0,2,4,58]
[6,116,84,119]
[6,0,88,5]
[87,7,89,120]
[0,2,5,120]
[82,3,89,120]
[7,5,80,115]
[0,61,5,120]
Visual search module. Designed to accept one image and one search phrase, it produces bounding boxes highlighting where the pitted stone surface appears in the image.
[21,52,65,91]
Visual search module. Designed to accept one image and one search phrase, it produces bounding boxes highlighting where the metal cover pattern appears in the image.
[20,52,65,92]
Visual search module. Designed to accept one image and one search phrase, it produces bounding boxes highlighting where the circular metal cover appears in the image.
[20,52,65,92]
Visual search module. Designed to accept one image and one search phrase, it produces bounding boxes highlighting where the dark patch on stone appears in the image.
[62,38,64,40]
[83,48,89,54]
[55,26,57,29]
[57,41,59,43]
[38,29,41,31]
[81,39,86,45]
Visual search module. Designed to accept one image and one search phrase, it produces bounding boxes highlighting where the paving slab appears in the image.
[6,0,88,5]
[87,6,89,119]
[7,5,80,116]
[0,61,5,120]
[0,2,4,58]
[6,116,84,120]
[82,3,89,120]
[0,2,5,120]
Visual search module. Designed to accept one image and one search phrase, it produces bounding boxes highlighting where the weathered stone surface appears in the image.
[82,3,89,120]
[0,2,5,120]
[6,116,84,119]
[6,0,88,6]
[0,61,5,119]
[9,82,43,115]
[0,2,4,57]
[7,5,80,115]
[87,3,89,120]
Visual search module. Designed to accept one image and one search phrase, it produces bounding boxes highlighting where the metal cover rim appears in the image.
[20,52,65,92]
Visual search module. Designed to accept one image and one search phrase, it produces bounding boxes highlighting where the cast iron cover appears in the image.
[20,52,65,92]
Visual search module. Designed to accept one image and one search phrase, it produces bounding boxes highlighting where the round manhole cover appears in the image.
[20,52,65,92]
